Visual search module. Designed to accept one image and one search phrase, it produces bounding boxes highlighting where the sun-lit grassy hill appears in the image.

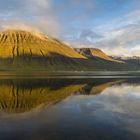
[0,29,139,71]
[0,30,87,71]
[75,48,124,63]
[0,30,85,59]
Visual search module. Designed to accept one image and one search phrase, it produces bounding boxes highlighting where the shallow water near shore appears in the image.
[0,77,139,140]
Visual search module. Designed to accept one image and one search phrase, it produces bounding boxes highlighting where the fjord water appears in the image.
[0,78,139,140]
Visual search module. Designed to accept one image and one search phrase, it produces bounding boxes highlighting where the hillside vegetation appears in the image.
[0,29,139,71]
[75,48,124,63]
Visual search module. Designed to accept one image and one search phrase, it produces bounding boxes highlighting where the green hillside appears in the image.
[0,30,86,71]
[75,48,124,63]
[0,29,139,71]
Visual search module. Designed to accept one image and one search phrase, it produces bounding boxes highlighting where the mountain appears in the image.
[75,48,123,63]
[0,30,86,59]
[74,48,140,71]
[112,56,140,66]
[0,29,139,71]
[0,30,86,71]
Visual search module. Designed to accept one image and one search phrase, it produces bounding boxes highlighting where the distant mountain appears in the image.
[112,56,140,66]
[75,48,124,63]
[0,29,139,71]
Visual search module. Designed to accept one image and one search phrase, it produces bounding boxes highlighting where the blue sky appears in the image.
[0,0,139,56]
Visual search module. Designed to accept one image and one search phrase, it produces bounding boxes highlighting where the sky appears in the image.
[0,0,139,56]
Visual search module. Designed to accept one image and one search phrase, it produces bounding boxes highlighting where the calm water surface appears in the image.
[0,77,139,140]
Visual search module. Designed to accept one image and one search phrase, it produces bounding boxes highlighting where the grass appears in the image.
[0,30,139,72]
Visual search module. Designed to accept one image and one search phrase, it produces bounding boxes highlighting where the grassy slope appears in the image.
[0,30,86,71]
[0,30,85,59]
[0,57,139,71]
[75,48,124,63]
[0,30,139,71]
[83,57,140,71]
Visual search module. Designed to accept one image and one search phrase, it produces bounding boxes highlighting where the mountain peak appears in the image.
[75,48,124,63]
[0,29,85,59]
[0,29,48,41]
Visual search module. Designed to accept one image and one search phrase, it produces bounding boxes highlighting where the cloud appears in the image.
[63,24,140,57]
[131,45,140,56]
[94,23,140,56]
[63,29,103,46]
[0,0,59,37]
[71,9,140,56]
[79,29,102,41]
[0,0,139,56]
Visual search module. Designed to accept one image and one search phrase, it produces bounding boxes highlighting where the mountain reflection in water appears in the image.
[0,78,124,114]
[0,77,139,140]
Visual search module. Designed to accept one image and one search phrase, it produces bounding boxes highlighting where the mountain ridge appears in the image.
[75,48,124,63]
[0,29,85,59]
[0,29,139,71]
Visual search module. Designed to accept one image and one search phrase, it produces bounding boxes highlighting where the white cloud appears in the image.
[0,0,59,37]
[74,9,140,56]
[96,23,140,56]
[0,0,139,56]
